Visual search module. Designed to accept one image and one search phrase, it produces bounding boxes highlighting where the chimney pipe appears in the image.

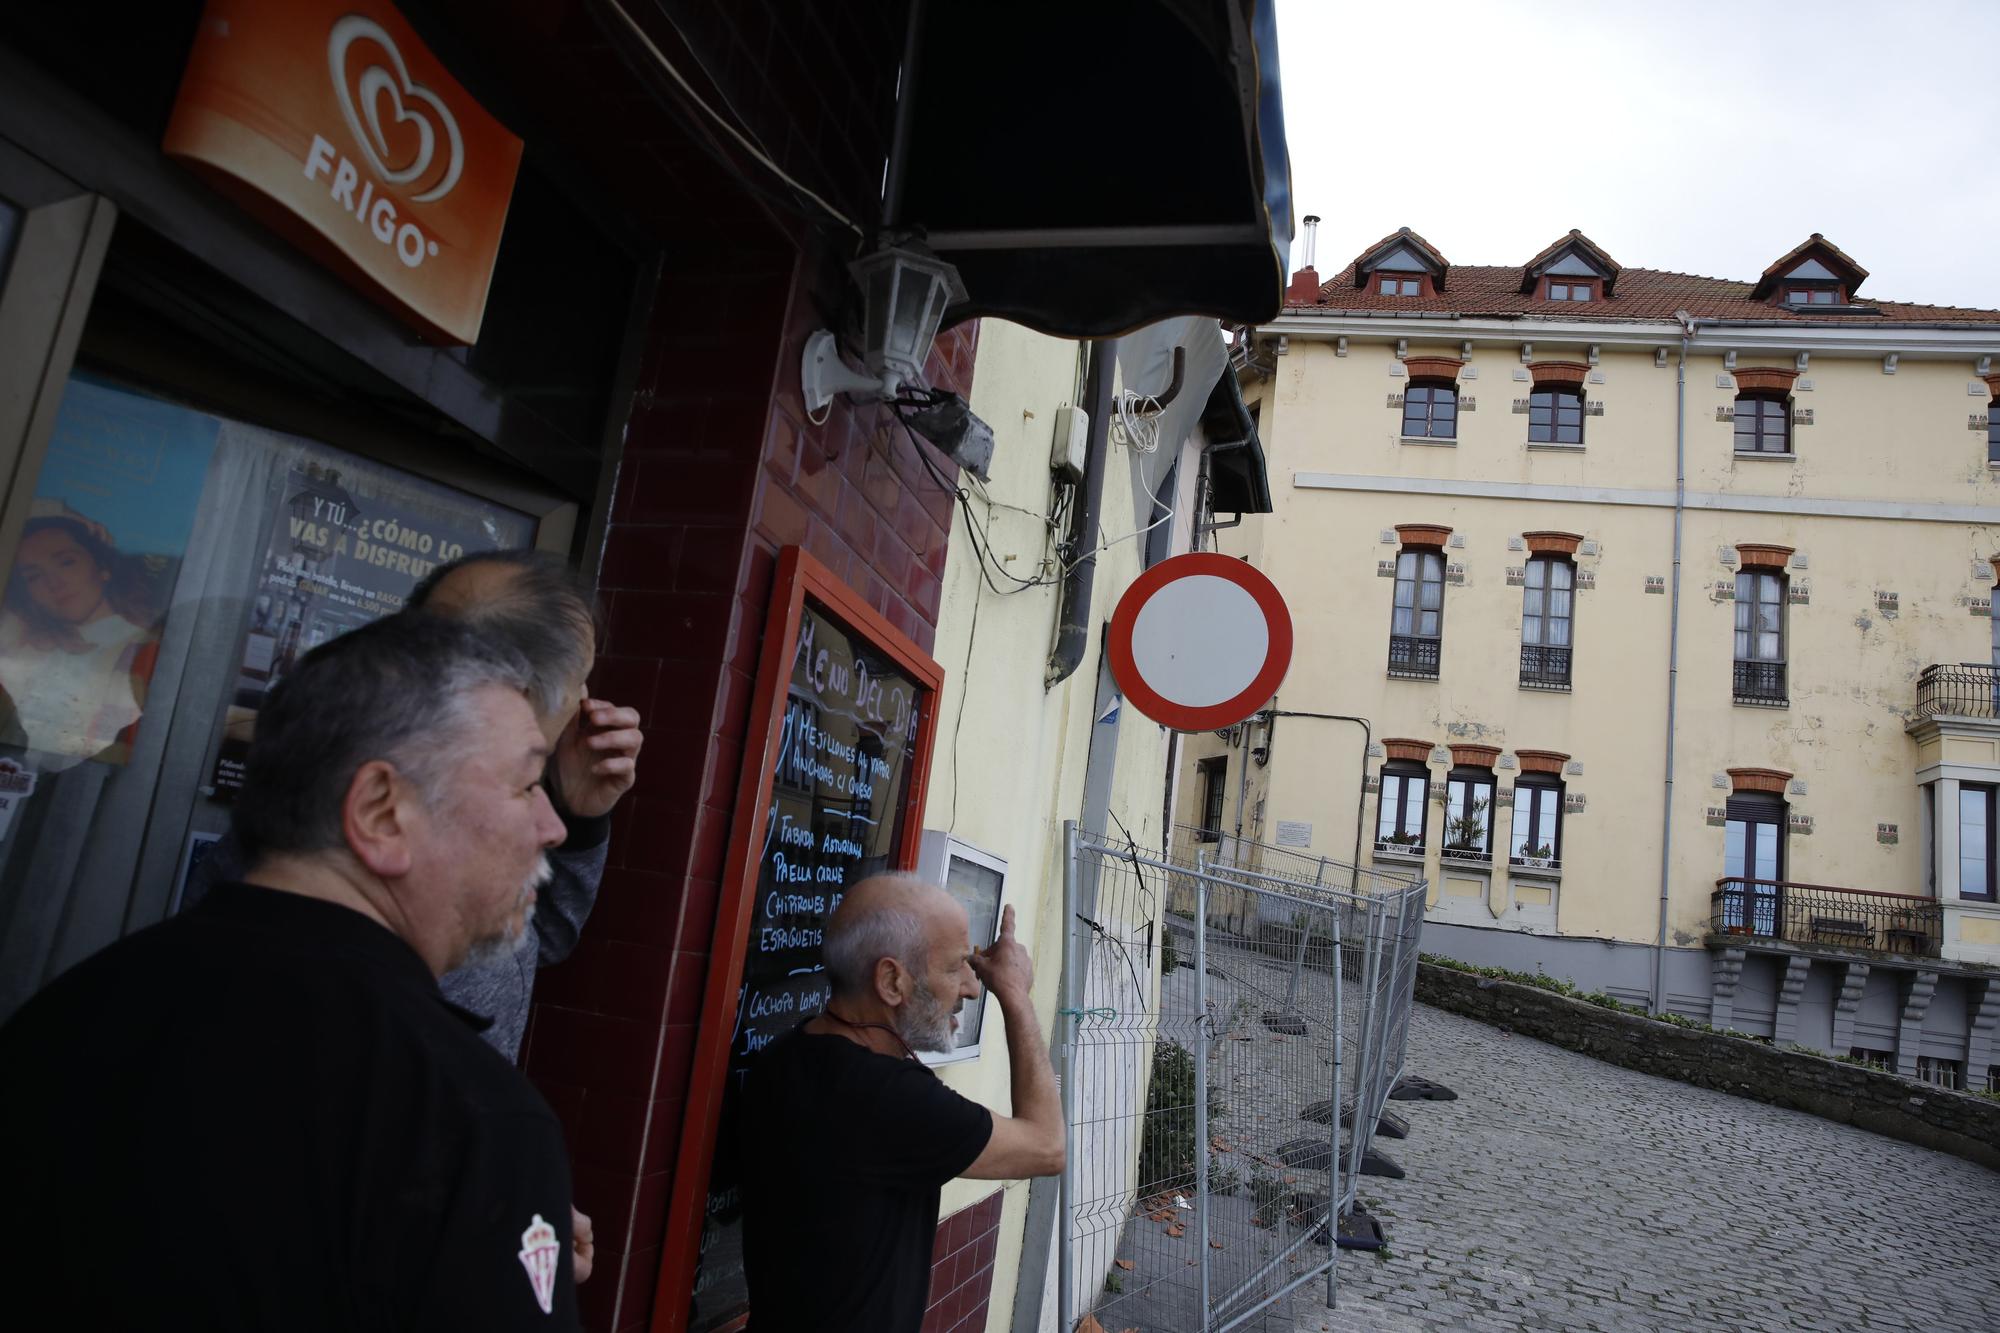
[1301,213,1320,269]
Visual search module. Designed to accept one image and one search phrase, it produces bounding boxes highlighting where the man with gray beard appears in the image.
[0,615,584,1330]
[739,874,1066,1332]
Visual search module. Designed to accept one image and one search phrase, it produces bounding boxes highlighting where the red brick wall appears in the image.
[925,1191,1006,1333]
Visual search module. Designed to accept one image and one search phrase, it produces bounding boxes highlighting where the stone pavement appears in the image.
[1287,1001,2000,1333]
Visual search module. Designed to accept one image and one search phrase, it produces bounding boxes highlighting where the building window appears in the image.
[1197,757,1228,842]
[1379,276,1421,296]
[1915,1056,1964,1091]
[1519,557,1574,690]
[1784,285,1840,306]
[1443,768,1494,861]
[1388,549,1444,678]
[1734,392,1791,454]
[1988,398,1998,465]
[1546,280,1594,302]
[1376,761,1428,853]
[1509,776,1562,869]
[1720,790,1785,933]
[1733,570,1786,704]
[1959,783,1996,901]
[1528,387,1584,445]
[1401,382,1457,440]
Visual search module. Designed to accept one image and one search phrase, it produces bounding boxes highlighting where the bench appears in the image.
[1808,915,1872,948]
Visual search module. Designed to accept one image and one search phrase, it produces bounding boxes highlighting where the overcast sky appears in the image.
[1276,0,2000,310]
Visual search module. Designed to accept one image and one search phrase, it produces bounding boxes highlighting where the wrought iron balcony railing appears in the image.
[1915,662,2000,719]
[1519,643,1572,691]
[1709,878,1941,958]
[1388,634,1440,679]
[1733,659,1787,706]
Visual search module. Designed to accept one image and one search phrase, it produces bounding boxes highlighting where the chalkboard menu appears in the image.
[682,582,937,1330]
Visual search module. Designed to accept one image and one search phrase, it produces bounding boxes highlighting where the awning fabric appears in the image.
[900,0,1293,338]
[1118,318,1271,515]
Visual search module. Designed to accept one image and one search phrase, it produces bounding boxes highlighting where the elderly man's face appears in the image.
[898,896,983,1053]
[407,683,568,970]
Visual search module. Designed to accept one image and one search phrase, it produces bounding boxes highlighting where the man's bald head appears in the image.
[405,550,596,726]
[824,873,964,1000]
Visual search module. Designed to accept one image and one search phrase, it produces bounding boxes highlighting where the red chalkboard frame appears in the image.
[653,545,944,1332]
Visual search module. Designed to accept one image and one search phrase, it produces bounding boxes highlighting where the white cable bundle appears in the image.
[1113,390,1163,454]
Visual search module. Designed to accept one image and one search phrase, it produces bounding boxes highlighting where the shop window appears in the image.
[1509,775,1562,870]
[1528,387,1584,445]
[1401,383,1458,440]
[1519,556,1574,691]
[1959,783,1996,901]
[1733,570,1787,705]
[0,374,541,1021]
[1734,392,1791,454]
[1720,790,1786,933]
[1197,756,1228,842]
[1443,768,1494,862]
[1376,760,1428,854]
[1388,548,1444,678]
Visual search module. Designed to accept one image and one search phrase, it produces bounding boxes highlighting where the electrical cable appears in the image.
[947,559,981,835]
[596,0,865,240]
[892,406,1066,596]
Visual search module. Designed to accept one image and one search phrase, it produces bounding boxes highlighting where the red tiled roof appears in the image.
[1296,258,2000,325]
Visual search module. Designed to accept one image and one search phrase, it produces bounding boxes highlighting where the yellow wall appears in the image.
[917,319,1186,1329]
[1188,335,2000,964]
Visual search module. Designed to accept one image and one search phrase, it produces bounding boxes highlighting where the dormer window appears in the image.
[1545,279,1596,303]
[1752,235,1868,309]
[1784,283,1842,307]
[1519,230,1622,303]
[1379,275,1424,297]
[1350,227,1451,297]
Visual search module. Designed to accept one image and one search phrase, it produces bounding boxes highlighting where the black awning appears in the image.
[1200,368,1271,514]
[897,0,1292,339]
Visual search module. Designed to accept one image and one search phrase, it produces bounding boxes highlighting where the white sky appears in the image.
[1275,0,2000,310]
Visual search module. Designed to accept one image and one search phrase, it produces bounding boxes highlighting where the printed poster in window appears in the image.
[208,442,535,794]
[0,377,219,767]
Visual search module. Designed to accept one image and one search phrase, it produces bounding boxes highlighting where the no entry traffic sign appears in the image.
[1106,552,1292,732]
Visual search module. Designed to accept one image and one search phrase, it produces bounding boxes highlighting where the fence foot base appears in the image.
[1261,1009,1308,1035]
[1389,1073,1458,1102]
[1297,1099,1411,1140]
[1335,1204,1387,1251]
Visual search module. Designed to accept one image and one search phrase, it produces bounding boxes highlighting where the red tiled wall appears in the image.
[925,1192,1006,1333]
[523,234,980,1332]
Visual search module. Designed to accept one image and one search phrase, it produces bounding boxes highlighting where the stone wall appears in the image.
[1415,962,2000,1172]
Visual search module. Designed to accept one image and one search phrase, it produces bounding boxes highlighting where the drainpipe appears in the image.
[1048,338,1117,686]
[1652,314,1695,1014]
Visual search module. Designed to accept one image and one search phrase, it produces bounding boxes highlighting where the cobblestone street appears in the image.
[1292,1003,2000,1333]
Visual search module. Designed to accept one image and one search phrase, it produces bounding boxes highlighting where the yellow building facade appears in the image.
[1179,228,2000,1090]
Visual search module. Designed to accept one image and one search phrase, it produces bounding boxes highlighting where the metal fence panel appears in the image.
[1059,825,1427,1332]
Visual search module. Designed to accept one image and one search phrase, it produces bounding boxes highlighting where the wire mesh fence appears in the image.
[1059,824,1428,1333]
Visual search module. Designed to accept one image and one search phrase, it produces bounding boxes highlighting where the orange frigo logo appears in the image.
[164,0,522,344]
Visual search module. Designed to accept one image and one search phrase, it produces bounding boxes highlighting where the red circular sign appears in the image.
[1107,553,1293,732]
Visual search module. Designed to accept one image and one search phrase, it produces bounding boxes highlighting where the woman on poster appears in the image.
[0,512,171,765]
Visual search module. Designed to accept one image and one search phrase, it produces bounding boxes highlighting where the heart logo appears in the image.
[328,15,464,204]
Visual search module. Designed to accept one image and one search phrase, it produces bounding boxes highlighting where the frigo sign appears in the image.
[165,0,523,345]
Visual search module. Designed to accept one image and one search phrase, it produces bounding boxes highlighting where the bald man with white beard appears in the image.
[738,874,1065,1333]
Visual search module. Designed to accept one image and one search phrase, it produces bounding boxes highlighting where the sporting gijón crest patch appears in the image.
[518,1213,560,1314]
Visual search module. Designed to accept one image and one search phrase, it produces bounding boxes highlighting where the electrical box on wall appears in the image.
[1051,404,1089,483]
[914,831,1010,1065]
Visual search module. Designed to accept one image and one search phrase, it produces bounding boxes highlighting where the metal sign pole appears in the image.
[1058,821,1079,1333]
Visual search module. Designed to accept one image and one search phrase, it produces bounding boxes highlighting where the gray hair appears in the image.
[232,615,535,863]
[824,874,935,997]
[406,549,596,718]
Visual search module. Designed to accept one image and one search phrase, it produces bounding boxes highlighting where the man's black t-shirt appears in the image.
[740,1026,994,1332]
[0,883,578,1331]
